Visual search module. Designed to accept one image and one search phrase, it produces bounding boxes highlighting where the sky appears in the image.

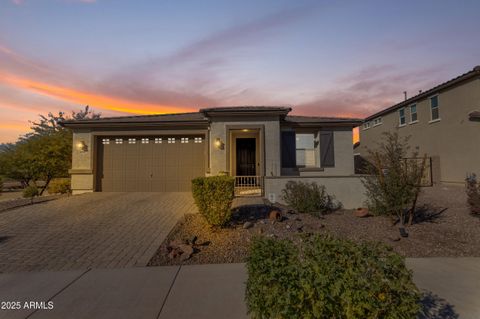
[1,0,479,143]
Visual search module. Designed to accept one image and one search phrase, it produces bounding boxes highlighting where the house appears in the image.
[357,66,480,184]
[61,106,365,208]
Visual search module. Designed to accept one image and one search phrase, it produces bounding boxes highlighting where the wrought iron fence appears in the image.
[234,176,264,196]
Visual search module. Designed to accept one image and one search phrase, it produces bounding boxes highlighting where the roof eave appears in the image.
[61,121,209,129]
[282,121,362,127]
[201,110,291,118]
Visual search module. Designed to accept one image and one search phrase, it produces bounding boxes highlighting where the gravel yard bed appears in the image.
[0,194,64,213]
[148,184,480,266]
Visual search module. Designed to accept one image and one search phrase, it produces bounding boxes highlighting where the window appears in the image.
[410,104,418,123]
[102,138,110,145]
[295,133,316,167]
[115,139,123,144]
[154,138,162,144]
[128,138,136,144]
[430,96,440,121]
[372,117,382,126]
[363,122,371,130]
[194,137,203,143]
[141,138,149,144]
[399,108,406,126]
[168,138,175,144]
[181,137,189,143]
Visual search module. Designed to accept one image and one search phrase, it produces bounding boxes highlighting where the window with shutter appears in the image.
[320,131,335,167]
[281,131,296,168]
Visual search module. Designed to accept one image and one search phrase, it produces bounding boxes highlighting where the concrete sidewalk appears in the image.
[0,259,478,319]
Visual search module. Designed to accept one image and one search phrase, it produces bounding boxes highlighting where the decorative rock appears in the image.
[399,227,409,238]
[178,244,194,261]
[243,221,254,229]
[269,210,282,222]
[189,236,198,245]
[354,208,370,218]
[286,224,291,230]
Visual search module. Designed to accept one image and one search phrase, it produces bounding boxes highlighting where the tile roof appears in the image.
[199,106,292,113]
[365,65,480,121]
[285,115,362,123]
[61,112,206,125]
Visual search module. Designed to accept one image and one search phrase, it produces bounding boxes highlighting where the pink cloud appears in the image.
[293,65,447,118]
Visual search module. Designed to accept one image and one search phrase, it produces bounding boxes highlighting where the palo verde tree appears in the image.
[362,132,427,225]
[0,106,101,195]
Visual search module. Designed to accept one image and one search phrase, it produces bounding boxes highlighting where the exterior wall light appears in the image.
[214,138,224,150]
[76,140,88,152]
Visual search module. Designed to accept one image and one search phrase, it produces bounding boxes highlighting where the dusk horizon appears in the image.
[1,0,479,143]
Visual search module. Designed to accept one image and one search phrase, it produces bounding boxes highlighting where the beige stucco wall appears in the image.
[358,77,480,184]
[70,130,95,194]
[209,116,281,176]
[264,176,366,209]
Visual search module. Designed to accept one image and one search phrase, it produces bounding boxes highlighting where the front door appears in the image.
[236,138,256,176]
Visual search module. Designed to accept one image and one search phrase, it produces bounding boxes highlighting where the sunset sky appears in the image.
[1,0,479,143]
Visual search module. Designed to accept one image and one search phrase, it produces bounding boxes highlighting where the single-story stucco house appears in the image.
[61,106,365,208]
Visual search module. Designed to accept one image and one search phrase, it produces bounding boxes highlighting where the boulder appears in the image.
[269,210,282,222]
[354,208,370,218]
[178,244,194,261]
[243,221,254,229]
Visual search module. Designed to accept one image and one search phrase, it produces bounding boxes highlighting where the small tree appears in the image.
[362,132,426,225]
[0,106,100,194]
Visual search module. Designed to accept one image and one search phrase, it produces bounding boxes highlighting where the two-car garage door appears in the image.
[97,136,205,192]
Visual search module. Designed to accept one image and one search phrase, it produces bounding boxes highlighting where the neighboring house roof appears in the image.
[365,65,480,121]
[469,110,480,121]
[60,106,361,128]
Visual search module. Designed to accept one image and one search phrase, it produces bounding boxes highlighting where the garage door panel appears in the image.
[98,135,204,192]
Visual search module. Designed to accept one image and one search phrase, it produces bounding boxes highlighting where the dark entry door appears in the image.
[236,138,256,176]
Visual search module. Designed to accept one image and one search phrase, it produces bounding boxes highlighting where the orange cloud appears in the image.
[0,72,193,115]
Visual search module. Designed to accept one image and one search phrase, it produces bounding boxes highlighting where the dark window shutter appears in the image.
[320,131,335,167]
[281,131,296,168]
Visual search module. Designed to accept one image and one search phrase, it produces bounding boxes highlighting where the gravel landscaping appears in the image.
[148,184,480,266]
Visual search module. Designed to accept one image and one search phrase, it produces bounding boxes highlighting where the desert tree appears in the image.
[362,132,427,225]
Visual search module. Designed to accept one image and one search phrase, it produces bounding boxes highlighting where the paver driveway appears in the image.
[0,192,196,273]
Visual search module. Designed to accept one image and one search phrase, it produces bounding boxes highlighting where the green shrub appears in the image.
[281,181,340,216]
[23,185,39,203]
[191,175,235,227]
[246,235,421,319]
[48,178,71,194]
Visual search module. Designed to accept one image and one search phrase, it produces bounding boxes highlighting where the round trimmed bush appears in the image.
[191,176,235,227]
[246,235,421,318]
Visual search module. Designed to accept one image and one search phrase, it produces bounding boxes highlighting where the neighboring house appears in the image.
[61,106,365,208]
[357,65,480,184]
